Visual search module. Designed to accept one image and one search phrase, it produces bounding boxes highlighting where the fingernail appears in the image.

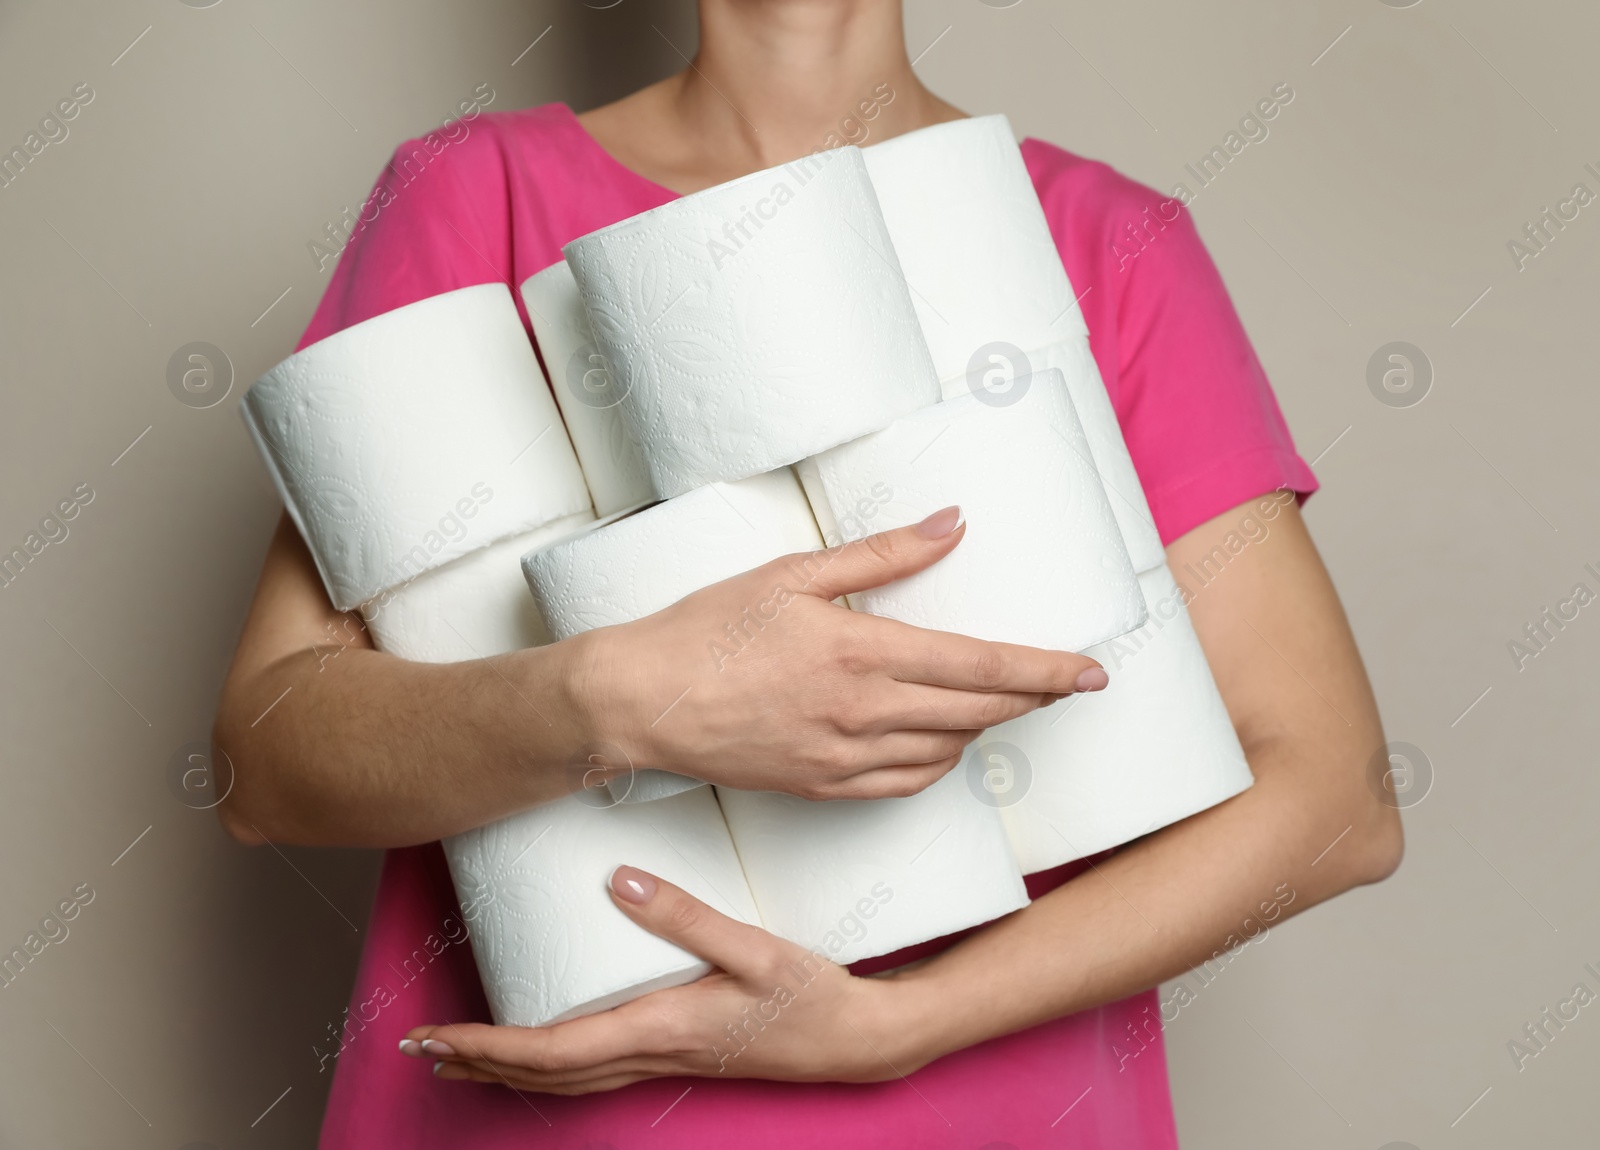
[610,865,657,904]
[420,1039,456,1056]
[916,506,963,538]
[1075,667,1109,692]
[432,1060,446,1077]
[398,1039,423,1057]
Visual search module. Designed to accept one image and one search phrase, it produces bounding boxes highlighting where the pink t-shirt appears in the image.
[302,103,1317,1150]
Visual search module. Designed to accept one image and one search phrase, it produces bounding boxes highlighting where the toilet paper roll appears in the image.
[564,146,941,498]
[862,114,1089,384]
[524,470,823,640]
[716,771,1029,965]
[350,507,756,1026]
[941,339,1166,575]
[521,262,656,516]
[360,513,594,662]
[242,283,594,610]
[860,117,1164,573]
[995,563,1255,873]
[446,788,761,1026]
[523,470,826,802]
[805,368,1147,653]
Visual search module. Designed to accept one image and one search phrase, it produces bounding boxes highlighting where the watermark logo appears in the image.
[965,740,1032,807]
[1507,565,1599,671]
[1167,83,1295,210]
[1366,342,1431,408]
[167,342,233,408]
[966,342,1032,407]
[1367,741,1433,809]
[564,343,629,409]
[566,742,632,808]
[168,742,234,810]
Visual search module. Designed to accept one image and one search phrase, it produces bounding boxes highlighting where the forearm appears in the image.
[214,510,1105,848]
[214,639,591,848]
[885,503,1402,1064]
[891,736,1397,1060]
[213,514,597,848]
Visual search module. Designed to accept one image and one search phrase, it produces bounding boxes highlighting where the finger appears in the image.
[870,683,1056,733]
[404,1012,669,1079]
[864,616,1108,695]
[848,729,978,772]
[440,1062,651,1095]
[785,506,967,602]
[442,1051,666,1089]
[608,866,792,974]
[822,755,963,800]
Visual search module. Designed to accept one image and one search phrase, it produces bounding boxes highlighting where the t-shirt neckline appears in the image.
[555,102,685,203]
[553,101,1042,204]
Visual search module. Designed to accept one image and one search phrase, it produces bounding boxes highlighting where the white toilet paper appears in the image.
[862,114,1089,383]
[242,283,594,610]
[446,789,761,1026]
[521,262,656,517]
[716,771,1029,965]
[360,513,593,662]
[805,368,1147,653]
[564,146,941,498]
[522,470,825,802]
[861,117,1165,573]
[996,563,1255,873]
[941,338,1166,575]
[350,505,756,1027]
[516,468,1027,960]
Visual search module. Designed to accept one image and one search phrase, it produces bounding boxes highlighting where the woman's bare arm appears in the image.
[213,509,1105,848]
[211,515,594,847]
[895,497,1402,1058]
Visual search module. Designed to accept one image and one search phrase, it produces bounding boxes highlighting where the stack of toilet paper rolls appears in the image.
[537,118,1252,886]
[242,116,1256,1028]
[523,471,1032,966]
[243,285,764,1027]
[856,115,1255,870]
[523,138,1155,980]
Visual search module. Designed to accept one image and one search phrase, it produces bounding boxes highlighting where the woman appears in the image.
[215,1,1402,1146]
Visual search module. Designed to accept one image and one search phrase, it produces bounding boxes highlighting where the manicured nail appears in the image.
[420,1038,456,1057]
[610,865,657,904]
[916,506,963,538]
[398,1039,423,1057]
[432,1060,446,1077]
[1075,667,1109,692]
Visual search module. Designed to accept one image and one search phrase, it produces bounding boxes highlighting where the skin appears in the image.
[219,0,1403,1096]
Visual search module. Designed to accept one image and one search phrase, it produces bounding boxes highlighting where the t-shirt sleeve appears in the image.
[294,131,515,351]
[1109,195,1318,543]
[1033,148,1321,546]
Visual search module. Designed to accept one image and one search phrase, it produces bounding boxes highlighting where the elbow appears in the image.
[1357,805,1405,885]
[217,794,270,847]
[209,712,272,848]
[1343,792,1406,888]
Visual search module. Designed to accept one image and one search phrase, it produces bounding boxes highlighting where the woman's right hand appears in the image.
[567,506,1109,800]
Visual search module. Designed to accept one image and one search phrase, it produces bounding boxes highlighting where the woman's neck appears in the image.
[580,0,964,193]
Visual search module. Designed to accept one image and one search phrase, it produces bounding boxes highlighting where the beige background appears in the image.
[1,0,1596,1146]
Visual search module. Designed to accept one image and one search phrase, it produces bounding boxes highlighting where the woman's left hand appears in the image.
[400,866,936,1094]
